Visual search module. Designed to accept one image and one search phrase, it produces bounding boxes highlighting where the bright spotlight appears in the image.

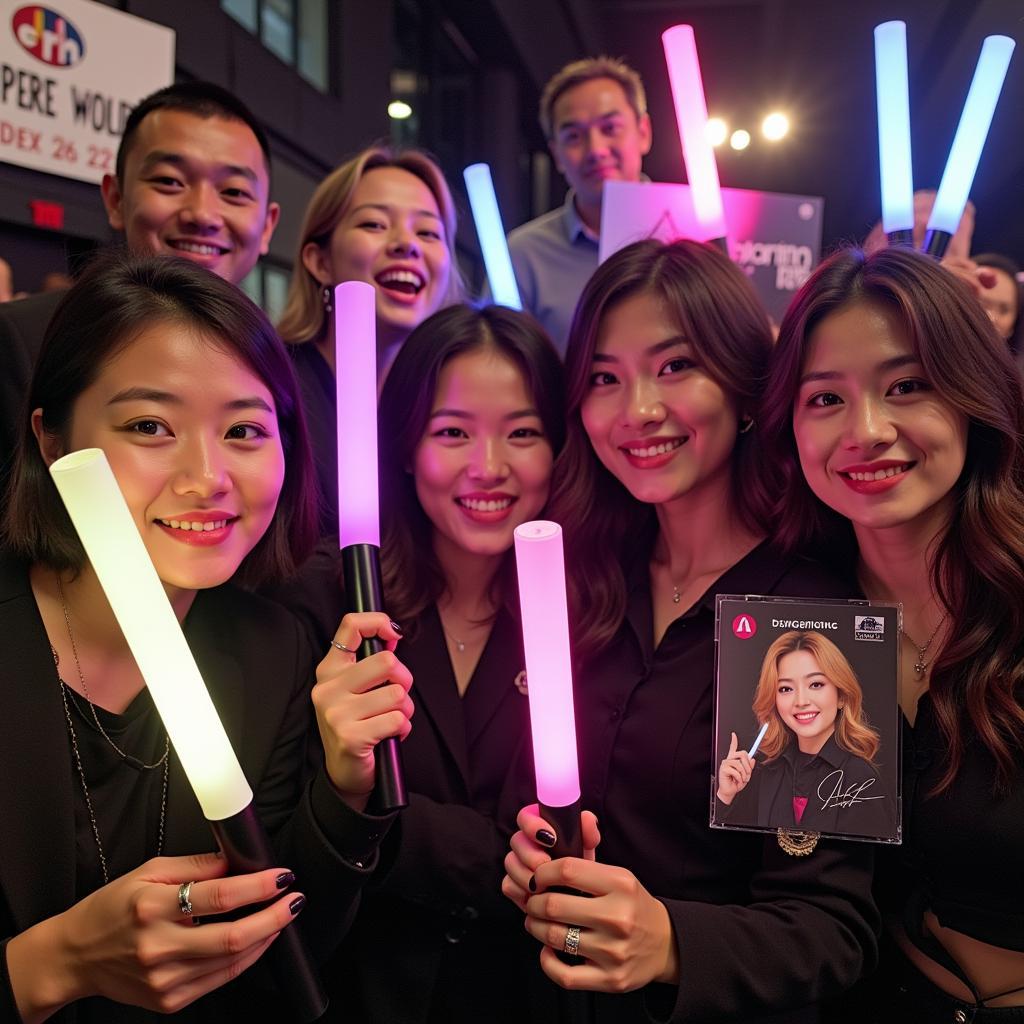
[762,111,790,141]
[730,129,751,151]
[705,117,728,147]
[388,100,413,120]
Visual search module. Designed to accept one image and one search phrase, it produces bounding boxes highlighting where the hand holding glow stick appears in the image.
[874,21,914,243]
[49,448,327,1021]
[464,163,522,309]
[334,280,407,811]
[923,35,1015,256]
[661,24,728,248]
[514,521,582,859]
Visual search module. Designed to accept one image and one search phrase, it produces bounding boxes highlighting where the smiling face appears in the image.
[792,301,968,536]
[101,111,279,285]
[580,289,740,509]
[548,76,651,216]
[38,322,285,598]
[413,347,553,562]
[306,166,451,350]
[775,648,842,754]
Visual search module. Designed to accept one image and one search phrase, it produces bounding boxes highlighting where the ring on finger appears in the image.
[330,639,355,654]
[563,924,581,956]
[178,880,194,916]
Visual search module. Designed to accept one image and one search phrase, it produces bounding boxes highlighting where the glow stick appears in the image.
[874,21,914,236]
[514,521,581,820]
[50,449,251,822]
[334,280,380,547]
[926,35,1015,241]
[463,163,522,309]
[748,722,769,758]
[661,24,728,242]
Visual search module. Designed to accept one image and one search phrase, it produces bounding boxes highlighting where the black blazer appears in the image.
[0,555,391,1022]
[326,604,549,1024]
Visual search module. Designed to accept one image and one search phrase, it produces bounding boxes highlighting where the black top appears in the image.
[577,541,878,1023]
[901,692,1024,951]
[722,734,894,839]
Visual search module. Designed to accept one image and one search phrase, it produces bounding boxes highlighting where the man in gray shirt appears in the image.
[508,57,652,353]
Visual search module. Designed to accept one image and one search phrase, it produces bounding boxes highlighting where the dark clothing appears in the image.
[289,340,338,540]
[0,554,393,1023]
[578,542,878,1023]
[0,290,64,495]
[327,604,543,1023]
[724,734,894,839]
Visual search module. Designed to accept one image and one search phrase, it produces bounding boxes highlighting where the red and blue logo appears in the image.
[12,6,85,68]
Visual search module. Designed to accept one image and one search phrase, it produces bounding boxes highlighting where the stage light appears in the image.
[388,100,413,120]
[730,129,751,151]
[762,112,789,141]
[705,117,728,147]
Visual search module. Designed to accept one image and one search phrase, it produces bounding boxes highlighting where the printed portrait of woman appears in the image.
[717,630,896,839]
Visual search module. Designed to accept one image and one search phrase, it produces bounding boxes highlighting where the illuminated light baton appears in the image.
[874,21,915,245]
[464,163,522,310]
[49,449,327,1022]
[747,721,769,758]
[513,521,582,860]
[923,35,1015,257]
[661,24,729,251]
[334,280,407,811]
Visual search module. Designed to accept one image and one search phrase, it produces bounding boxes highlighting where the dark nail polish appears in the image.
[390,620,403,635]
[528,875,536,893]
[276,871,295,890]
[289,895,306,915]
[536,828,556,848]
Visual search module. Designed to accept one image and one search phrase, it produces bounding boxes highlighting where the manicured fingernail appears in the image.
[276,872,295,890]
[390,620,403,635]
[528,874,537,892]
[289,895,306,915]
[536,829,556,848]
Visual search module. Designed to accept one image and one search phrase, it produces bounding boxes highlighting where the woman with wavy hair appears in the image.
[762,245,1024,1019]
[500,239,877,1023]
[717,630,890,838]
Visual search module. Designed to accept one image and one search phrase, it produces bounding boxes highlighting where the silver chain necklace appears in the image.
[900,615,947,679]
[51,575,169,885]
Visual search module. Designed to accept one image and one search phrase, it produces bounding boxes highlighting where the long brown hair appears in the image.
[752,631,880,765]
[549,239,775,661]
[763,246,1024,791]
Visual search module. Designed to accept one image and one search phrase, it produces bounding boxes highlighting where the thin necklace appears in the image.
[900,616,947,679]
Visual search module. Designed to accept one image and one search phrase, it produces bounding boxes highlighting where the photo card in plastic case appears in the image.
[711,596,901,844]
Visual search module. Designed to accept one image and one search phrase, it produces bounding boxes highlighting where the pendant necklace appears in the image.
[900,615,947,679]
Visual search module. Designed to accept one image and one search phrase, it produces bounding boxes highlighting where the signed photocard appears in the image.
[711,596,901,844]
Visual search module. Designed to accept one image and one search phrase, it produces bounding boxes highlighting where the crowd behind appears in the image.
[0,53,1021,1024]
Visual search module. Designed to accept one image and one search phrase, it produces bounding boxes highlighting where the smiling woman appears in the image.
[0,253,412,1022]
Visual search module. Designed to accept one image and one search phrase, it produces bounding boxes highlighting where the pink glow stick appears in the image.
[661,24,729,242]
[514,521,581,810]
[334,281,380,548]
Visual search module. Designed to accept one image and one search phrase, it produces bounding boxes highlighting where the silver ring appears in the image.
[178,880,194,916]
[330,639,355,654]
[563,925,581,956]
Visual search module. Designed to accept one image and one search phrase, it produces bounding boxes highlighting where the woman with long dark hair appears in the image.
[501,239,877,1022]
[763,245,1024,1018]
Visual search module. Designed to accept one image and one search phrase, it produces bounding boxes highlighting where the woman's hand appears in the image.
[941,255,998,299]
[7,853,304,1022]
[716,731,755,805]
[312,613,413,810]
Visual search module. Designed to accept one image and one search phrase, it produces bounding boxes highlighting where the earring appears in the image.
[739,416,755,434]
[322,285,333,315]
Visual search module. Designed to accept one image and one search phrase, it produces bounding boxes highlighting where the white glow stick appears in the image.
[464,163,522,310]
[874,21,914,234]
[747,722,769,758]
[49,449,253,822]
[927,35,1015,235]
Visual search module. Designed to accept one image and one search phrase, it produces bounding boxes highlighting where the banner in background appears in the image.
[0,1,174,184]
[600,180,825,324]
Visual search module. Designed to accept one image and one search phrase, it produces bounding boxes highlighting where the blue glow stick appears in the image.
[927,35,1015,237]
[874,21,914,235]
[463,163,522,310]
[747,722,769,758]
